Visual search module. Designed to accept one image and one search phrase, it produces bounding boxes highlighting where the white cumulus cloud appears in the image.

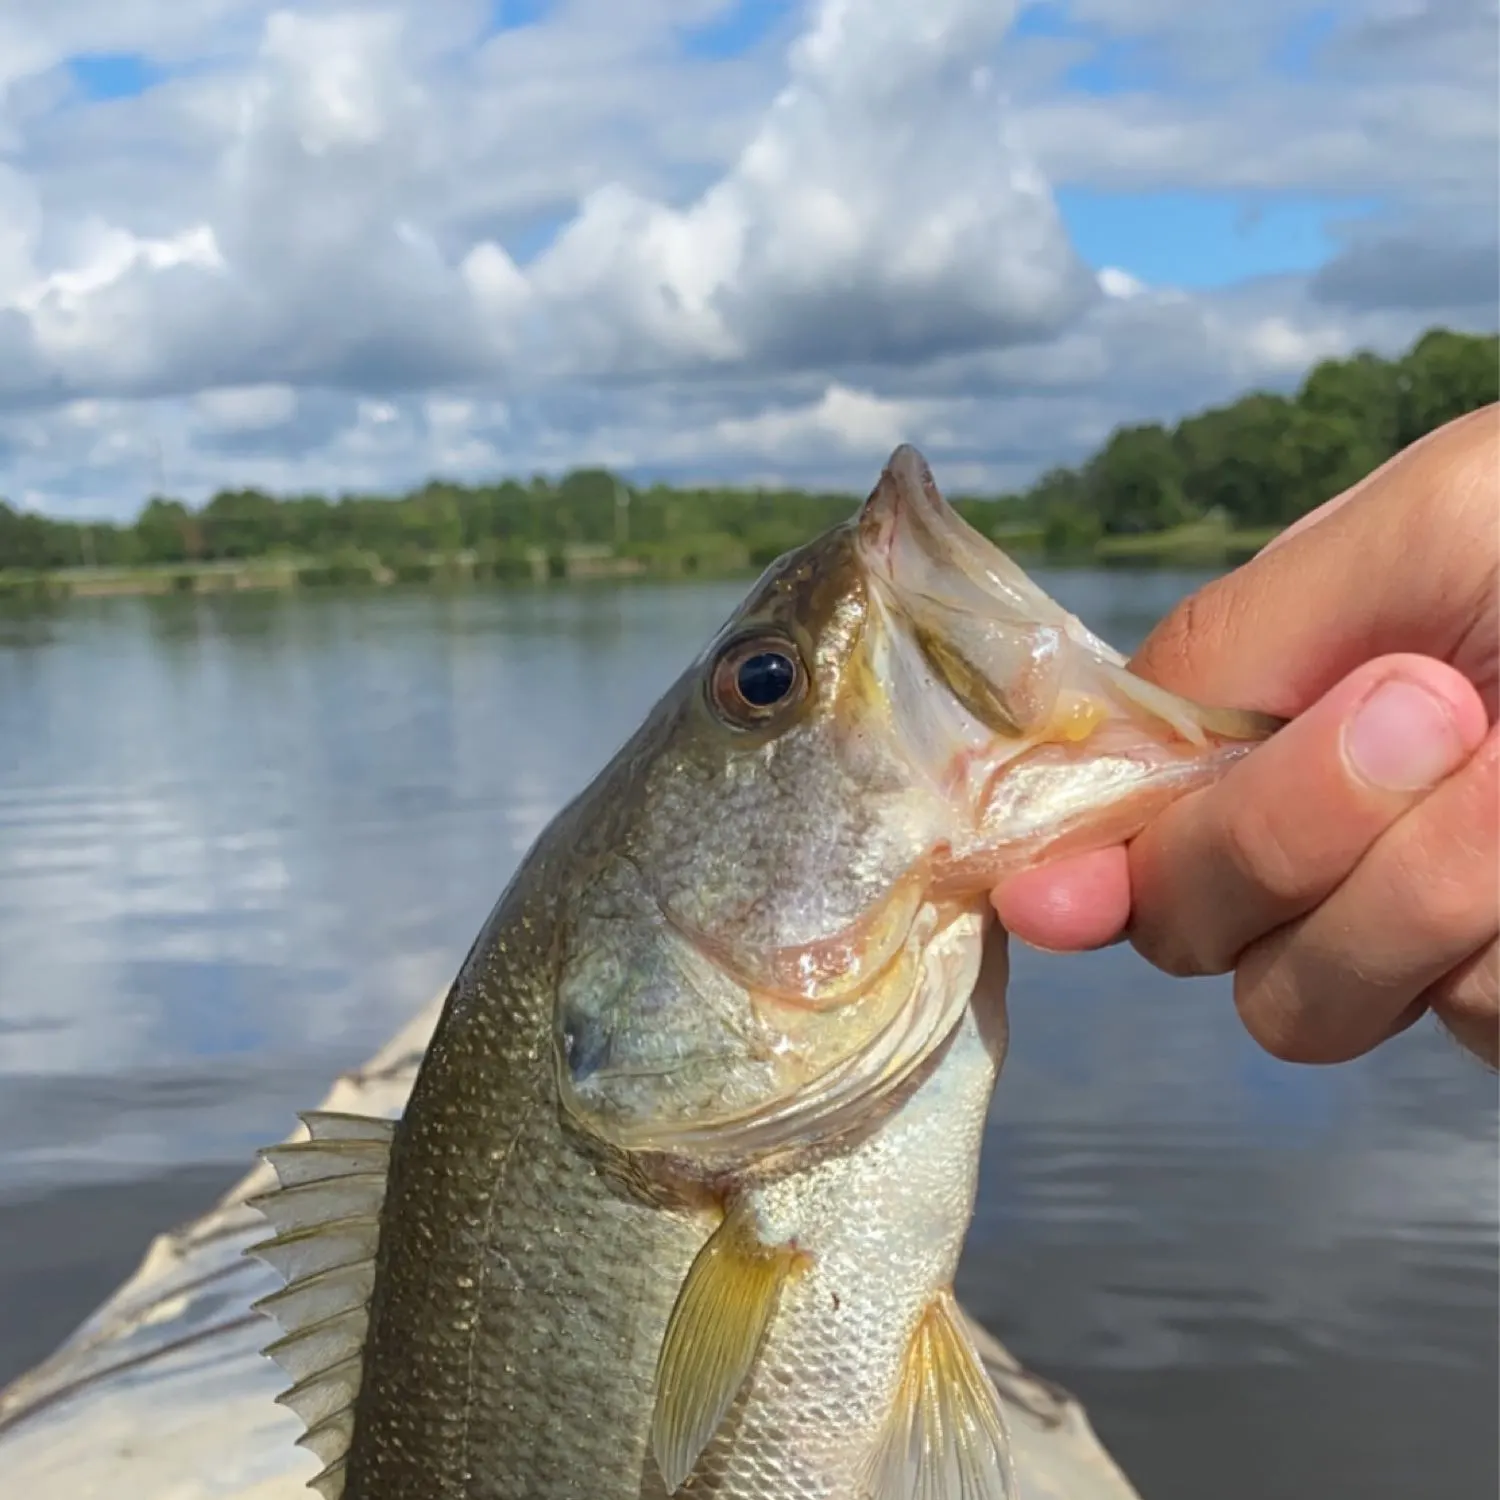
[0,0,1492,515]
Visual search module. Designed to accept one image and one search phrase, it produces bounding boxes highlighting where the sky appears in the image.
[0,0,1495,518]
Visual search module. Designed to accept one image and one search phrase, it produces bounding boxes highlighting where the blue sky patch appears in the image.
[68,53,165,101]
[1062,36,1163,96]
[1272,6,1339,76]
[487,0,553,34]
[1009,2,1074,40]
[505,213,571,266]
[1055,188,1379,288]
[1011,4,1165,96]
[1014,1,1341,91]
[680,0,802,60]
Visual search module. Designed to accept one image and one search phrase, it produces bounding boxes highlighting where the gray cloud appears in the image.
[1312,236,1500,314]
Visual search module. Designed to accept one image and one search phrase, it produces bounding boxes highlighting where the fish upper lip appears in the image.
[854,443,1039,641]
[855,444,947,584]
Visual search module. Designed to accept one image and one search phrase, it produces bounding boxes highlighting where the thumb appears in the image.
[1129,407,1500,718]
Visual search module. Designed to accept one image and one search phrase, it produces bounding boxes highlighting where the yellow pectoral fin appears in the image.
[651,1203,809,1494]
[862,1290,1017,1500]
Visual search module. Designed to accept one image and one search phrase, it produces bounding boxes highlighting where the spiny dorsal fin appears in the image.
[246,1110,397,1500]
[861,1289,1017,1500]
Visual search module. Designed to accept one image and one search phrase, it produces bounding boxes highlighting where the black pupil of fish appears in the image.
[735,651,796,707]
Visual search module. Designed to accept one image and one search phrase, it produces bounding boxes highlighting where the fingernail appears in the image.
[1345,679,1465,792]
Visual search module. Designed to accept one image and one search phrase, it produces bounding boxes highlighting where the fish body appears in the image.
[249,448,1278,1499]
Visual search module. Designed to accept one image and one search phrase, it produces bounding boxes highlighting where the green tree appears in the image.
[1286,406,1387,519]
[1174,395,1302,527]
[200,489,283,558]
[1396,329,1500,447]
[1086,423,1194,534]
[410,481,465,555]
[1297,350,1401,462]
[135,497,198,563]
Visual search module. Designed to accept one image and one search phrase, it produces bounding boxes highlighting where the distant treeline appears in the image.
[1,326,1495,579]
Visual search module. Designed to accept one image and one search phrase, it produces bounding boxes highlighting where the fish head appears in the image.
[554,445,1279,1176]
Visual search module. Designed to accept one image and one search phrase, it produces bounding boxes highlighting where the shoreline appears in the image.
[0,523,1277,601]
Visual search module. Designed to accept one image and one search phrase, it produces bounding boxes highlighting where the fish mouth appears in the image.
[853,444,1283,878]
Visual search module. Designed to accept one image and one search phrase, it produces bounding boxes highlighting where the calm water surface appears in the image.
[0,577,1494,1499]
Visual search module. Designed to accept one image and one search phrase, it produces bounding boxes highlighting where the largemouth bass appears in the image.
[249,446,1279,1500]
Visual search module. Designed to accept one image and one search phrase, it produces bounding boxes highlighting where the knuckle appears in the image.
[1408,866,1484,950]
[1459,732,1500,832]
[1132,927,1208,979]
[1234,943,1373,1066]
[1390,763,1498,952]
[1215,797,1306,908]
[1129,761,1316,981]
[1234,975,1311,1063]
[1427,941,1500,1067]
[1131,912,1236,984]
[1428,941,1499,1018]
[1127,828,1226,977]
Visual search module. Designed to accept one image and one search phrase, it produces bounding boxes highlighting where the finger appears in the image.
[1232,728,1500,1064]
[1126,656,1490,978]
[992,847,1130,952]
[1425,938,1500,1068]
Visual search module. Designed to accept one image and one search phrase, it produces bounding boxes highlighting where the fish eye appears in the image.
[709,636,807,728]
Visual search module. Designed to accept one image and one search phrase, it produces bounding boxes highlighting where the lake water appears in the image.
[0,576,1494,1499]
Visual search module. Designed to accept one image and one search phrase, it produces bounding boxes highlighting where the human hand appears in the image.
[997,406,1499,1067]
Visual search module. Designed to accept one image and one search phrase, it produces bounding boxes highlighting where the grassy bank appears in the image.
[1092,517,1281,565]
[0,546,643,599]
[0,520,1288,600]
